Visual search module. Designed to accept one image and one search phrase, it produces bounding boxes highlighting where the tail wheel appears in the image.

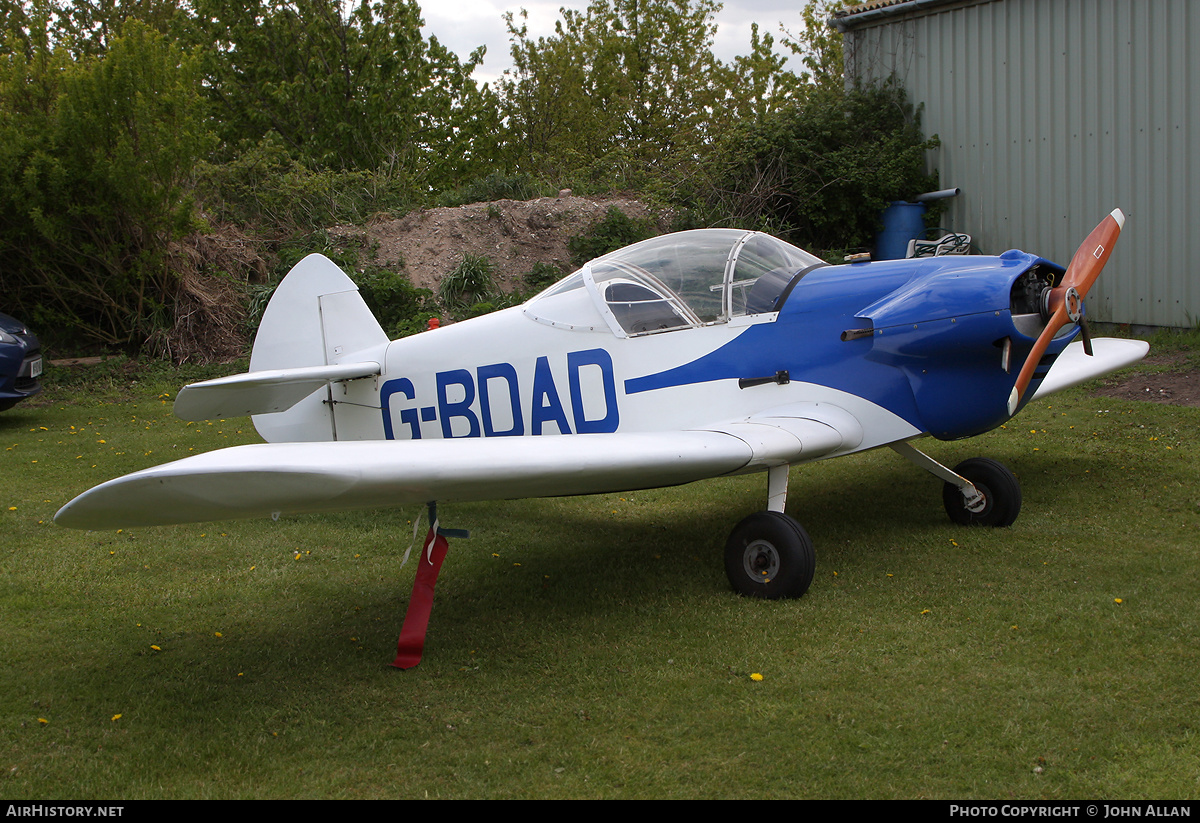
[724,511,816,599]
[942,457,1022,527]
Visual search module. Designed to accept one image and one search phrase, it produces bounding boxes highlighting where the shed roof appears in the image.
[834,0,986,31]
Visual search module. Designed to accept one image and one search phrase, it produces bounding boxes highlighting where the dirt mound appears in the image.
[1093,353,1200,408]
[329,195,667,294]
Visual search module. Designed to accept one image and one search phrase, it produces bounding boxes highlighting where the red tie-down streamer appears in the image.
[391,502,467,670]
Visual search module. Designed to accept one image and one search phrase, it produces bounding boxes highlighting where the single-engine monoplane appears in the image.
[58,210,1146,607]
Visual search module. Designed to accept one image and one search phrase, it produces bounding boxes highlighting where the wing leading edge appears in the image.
[55,404,863,530]
[1032,338,1149,400]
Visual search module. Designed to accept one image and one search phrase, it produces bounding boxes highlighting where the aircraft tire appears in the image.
[724,511,816,599]
[942,457,1022,527]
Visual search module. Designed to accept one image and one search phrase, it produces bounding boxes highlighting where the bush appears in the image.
[439,255,496,315]
[568,207,659,266]
[0,21,212,350]
[354,268,435,339]
[437,172,551,207]
[195,136,420,233]
[524,261,567,292]
[693,81,941,257]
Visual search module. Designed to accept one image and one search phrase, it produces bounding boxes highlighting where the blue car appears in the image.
[0,312,43,411]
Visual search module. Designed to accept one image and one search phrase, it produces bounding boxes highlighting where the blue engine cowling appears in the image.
[853,251,1071,439]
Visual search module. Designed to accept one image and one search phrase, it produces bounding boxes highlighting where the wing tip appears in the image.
[53,499,99,531]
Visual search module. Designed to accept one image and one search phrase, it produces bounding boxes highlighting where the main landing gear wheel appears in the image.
[942,457,1022,527]
[724,511,816,599]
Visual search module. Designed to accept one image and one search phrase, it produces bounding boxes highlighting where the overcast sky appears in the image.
[419,0,812,86]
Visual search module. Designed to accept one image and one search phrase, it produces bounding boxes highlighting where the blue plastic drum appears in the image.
[875,201,927,260]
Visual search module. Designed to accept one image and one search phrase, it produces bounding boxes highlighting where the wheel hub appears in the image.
[742,539,780,584]
[963,484,988,513]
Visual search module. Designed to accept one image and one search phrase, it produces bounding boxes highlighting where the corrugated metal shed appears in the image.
[836,0,1198,327]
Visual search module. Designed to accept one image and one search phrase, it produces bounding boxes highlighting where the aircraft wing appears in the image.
[55,403,862,530]
[1032,338,1149,400]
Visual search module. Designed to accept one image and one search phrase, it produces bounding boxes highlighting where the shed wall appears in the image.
[842,0,1198,326]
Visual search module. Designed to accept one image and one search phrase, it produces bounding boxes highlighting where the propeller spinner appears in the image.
[1007,208,1125,415]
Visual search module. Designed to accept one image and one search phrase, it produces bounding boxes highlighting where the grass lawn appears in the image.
[2,352,1198,799]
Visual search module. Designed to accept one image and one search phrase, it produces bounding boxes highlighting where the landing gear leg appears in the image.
[889,442,1022,527]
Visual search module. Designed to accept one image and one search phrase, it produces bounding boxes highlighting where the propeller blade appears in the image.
[1007,209,1125,414]
[1009,317,1061,414]
[1061,208,1125,296]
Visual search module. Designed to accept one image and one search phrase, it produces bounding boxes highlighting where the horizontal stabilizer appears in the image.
[1032,338,1149,399]
[173,362,381,421]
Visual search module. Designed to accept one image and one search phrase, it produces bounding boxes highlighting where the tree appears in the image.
[497,0,725,192]
[0,19,211,347]
[189,0,499,191]
[0,0,189,60]
[717,23,804,125]
[781,0,845,98]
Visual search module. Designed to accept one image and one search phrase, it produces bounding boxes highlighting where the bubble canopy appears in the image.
[526,229,824,337]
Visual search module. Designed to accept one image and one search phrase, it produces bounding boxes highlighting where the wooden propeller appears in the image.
[1007,208,1125,415]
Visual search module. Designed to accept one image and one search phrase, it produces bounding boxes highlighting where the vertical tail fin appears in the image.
[250,254,388,442]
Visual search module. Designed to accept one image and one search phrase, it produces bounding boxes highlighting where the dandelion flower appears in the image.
[1114,598,1123,605]
[750,673,763,682]
[37,718,48,725]
[111,714,122,722]
[150,645,161,651]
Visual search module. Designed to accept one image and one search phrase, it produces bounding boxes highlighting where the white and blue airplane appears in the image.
[57,210,1146,601]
